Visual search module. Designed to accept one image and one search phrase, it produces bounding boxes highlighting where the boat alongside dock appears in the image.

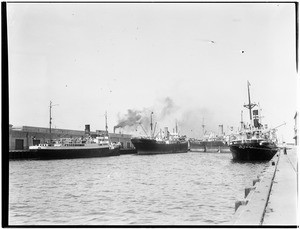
[9,104,122,160]
[28,143,119,160]
[10,137,121,160]
[10,146,136,160]
[230,146,298,225]
[189,122,230,153]
[131,113,188,155]
[132,136,188,155]
[229,82,282,161]
[189,139,230,153]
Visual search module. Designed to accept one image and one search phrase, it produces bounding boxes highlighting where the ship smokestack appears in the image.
[218,125,224,136]
[164,127,169,138]
[114,126,117,133]
[85,124,90,135]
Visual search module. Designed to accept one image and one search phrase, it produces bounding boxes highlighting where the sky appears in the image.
[7,2,298,142]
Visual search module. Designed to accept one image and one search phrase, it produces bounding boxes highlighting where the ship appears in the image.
[229,81,284,161]
[189,123,230,153]
[28,104,120,160]
[29,135,120,160]
[131,113,188,155]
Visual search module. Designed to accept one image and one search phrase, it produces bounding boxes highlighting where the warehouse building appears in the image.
[9,124,133,151]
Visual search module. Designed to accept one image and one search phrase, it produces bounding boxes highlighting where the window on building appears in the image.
[33,139,40,146]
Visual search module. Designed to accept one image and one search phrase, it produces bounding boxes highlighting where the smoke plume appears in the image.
[114,109,142,129]
[114,97,222,138]
[159,97,179,120]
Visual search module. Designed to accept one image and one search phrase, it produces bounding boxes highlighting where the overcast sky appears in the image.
[7,3,298,142]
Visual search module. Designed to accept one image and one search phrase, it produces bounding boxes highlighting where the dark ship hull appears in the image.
[203,140,230,153]
[21,146,120,160]
[119,148,137,155]
[230,141,278,161]
[189,140,205,151]
[131,138,188,155]
[189,140,230,153]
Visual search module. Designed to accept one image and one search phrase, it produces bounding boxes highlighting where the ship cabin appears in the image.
[230,126,277,145]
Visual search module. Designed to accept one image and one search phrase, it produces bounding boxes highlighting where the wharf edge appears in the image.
[229,146,298,225]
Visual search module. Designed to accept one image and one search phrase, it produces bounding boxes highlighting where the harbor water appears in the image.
[9,152,269,225]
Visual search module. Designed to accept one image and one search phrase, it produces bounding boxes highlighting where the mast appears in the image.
[153,122,157,137]
[243,81,256,124]
[150,112,153,137]
[49,101,52,142]
[202,118,205,137]
[105,111,108,134]
[49,101,58,143]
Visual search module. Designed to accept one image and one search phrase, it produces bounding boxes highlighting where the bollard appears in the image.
[271,161,275,166]
[257,174,263,179]
[235,200,248,212]
[253,178,261,186]
[245,187,256,198]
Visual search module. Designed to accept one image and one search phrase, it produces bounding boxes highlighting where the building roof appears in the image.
[10,125,132,138]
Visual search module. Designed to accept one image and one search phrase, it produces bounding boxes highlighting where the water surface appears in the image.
[9,152,268,225]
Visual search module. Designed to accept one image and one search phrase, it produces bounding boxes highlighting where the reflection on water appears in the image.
[9,152,268,225]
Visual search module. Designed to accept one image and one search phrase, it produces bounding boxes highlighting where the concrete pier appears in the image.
[230,146,298,225]
[262,146,298,225]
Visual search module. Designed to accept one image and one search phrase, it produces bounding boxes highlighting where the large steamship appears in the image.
[189,123,230,153]
[229,82,283,161]
[131,113,188,155]
[28,106,120,160]
[29,135,120,160]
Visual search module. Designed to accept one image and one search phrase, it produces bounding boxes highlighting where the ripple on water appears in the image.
[9,152,268,225]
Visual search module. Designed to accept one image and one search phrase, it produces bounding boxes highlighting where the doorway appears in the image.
[15,139,24,150]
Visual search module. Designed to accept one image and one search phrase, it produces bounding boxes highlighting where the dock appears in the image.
[230,146,298,225]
